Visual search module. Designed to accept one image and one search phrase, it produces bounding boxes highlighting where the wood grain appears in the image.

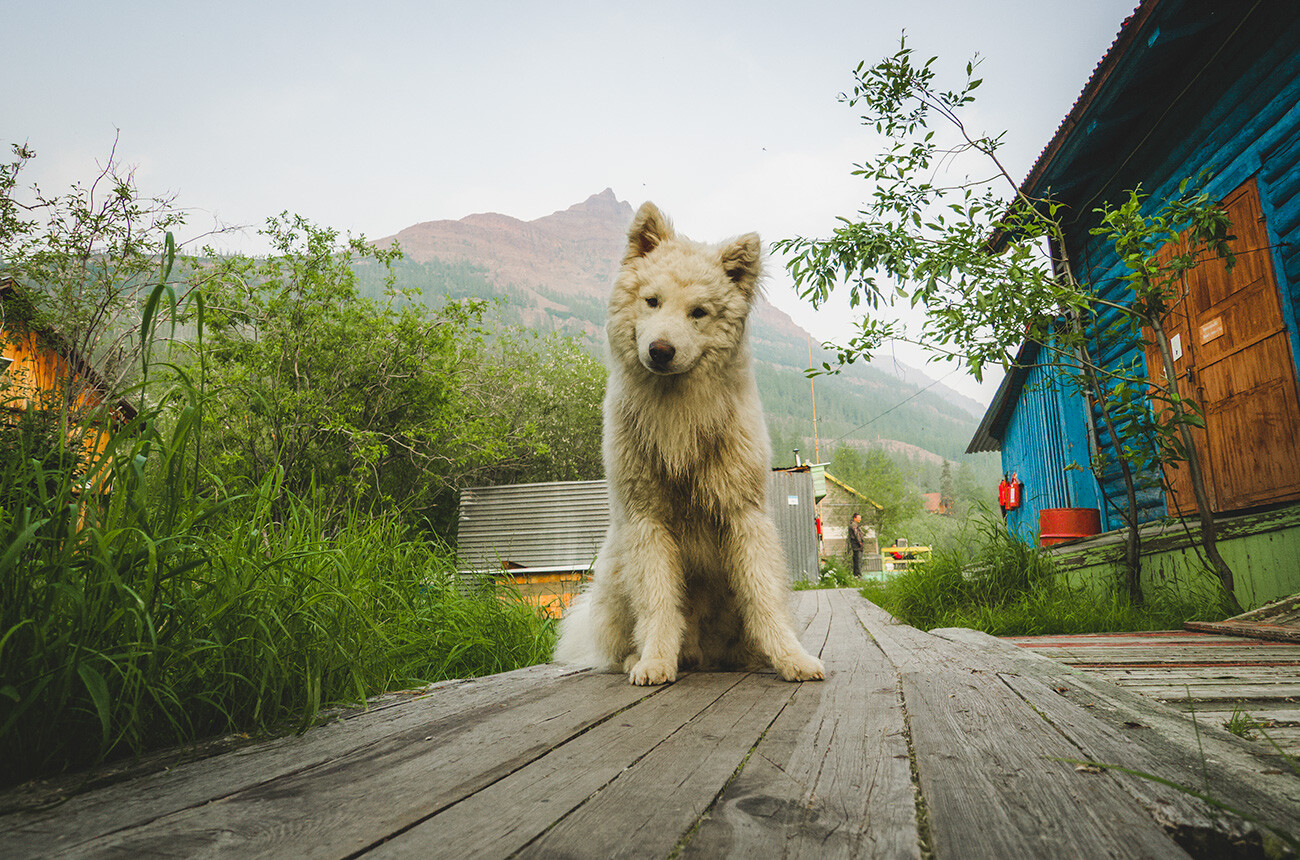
[680,589,920,860]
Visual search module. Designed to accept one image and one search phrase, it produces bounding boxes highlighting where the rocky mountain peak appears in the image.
[533,188,634,243]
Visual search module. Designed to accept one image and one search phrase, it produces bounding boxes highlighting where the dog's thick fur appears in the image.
[555,202,826,686]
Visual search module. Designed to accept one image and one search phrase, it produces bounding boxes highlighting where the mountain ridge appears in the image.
[371,191,990,463]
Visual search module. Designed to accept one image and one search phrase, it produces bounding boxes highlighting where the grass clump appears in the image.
[859,515,1232,636]
[0,379,554,788]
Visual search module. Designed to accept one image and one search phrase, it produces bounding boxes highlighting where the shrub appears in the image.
[0,295,555,787]
[861,514,1231,636]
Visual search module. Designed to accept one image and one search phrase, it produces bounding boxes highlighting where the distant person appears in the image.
[848,512,864,579]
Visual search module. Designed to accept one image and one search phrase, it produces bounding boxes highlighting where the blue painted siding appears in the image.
[1040,6,1300,529]
[1000,345,1104,544]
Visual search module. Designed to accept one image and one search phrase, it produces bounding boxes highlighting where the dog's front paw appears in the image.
[629,657,677,686]
[775,650,825,682]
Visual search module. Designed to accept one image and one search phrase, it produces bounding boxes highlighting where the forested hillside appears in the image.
[354,204,1001,503]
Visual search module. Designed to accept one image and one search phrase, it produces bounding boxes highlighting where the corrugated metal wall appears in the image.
[457,480,611,573]
[457,473,818,583]
[1001,347,1104,543]
[1048,4,1300,531]
[767,469,819,584]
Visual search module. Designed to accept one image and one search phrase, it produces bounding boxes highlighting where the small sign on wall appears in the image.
[787,495,799,506]
[1200,316,1225,344]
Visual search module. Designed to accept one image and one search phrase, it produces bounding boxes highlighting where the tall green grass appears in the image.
[860,515,1233,635]
[0,286,554,787]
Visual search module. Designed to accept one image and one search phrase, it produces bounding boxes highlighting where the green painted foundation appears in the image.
[1045,504,1300,611]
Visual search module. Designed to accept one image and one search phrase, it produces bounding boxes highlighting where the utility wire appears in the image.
[825,366,963,447]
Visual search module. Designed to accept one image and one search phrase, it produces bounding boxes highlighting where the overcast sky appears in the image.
[9,0,1139,403]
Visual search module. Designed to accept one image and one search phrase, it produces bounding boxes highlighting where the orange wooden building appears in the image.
[0,278,137,483]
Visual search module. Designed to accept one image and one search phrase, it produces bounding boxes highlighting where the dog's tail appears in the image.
[553,594,599,668]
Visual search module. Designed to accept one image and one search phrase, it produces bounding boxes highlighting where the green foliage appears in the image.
[0,334,556,787]
[1222,703,1271,741]
[775,38,1241,608]
[1,155,568,786]
[469,331,606,486]
[828,444,923,544]
[195,215,605,536]
[796,556,859,590]
[1,140,190,405]
[861,516,1231,636]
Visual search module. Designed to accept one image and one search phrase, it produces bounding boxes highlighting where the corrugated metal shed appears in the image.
[456,472,818,583]
[768,468,819,584]
[457,479,610,574]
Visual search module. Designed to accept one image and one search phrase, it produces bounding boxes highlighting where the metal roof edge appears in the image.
[965,340,1043,454]
[1017,0,1158,198]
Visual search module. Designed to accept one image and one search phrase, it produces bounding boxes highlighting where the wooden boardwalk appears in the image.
[1008,629,1300,759]
[2,589,1298,859]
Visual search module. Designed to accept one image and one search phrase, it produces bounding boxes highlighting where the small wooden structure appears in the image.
[4,589,1297,859]
[817,472,882,569]
[0,278,136,480]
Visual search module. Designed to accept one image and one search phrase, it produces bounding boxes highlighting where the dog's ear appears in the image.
[624,202,674,264]
[720,233,762,296]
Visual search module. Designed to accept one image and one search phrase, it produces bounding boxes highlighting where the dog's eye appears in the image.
[690,307,707,319]
[645,297,659,308]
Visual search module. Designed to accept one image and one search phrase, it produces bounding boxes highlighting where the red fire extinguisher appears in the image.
[998,473,1023,511]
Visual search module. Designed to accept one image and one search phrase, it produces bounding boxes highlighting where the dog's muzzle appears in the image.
[647,339,676,372]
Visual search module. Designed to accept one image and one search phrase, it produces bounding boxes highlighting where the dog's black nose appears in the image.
[648,339,675,369]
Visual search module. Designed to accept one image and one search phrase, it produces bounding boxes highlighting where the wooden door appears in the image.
[1144,242,1203,514]
[1146,178,1300,515]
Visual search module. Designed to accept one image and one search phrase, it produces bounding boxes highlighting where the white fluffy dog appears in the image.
[555,202,826,686]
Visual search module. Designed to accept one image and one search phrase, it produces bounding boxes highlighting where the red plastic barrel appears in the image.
[1039,508,1102,546]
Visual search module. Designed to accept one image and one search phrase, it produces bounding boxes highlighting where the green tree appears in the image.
[774,39,1240,610]
[829,444,922,546]
[470,330,606,486]
[939,460,954,517]
[1,140,192,407]
[199,215,493,531]
[196,215,607,534]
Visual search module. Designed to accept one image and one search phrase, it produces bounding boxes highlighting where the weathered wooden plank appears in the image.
[931,627,1300,847]
[1170,704,1300,725]
[845,599,1198,858]
[1005,632,1296,649]
[996,672,1272,858]
[1251,726,1300,749]
[512,673,796,859]
[903,668,1190,860]
[1098,682,1300,701]
[1184,620,1300,644]
[1032,647,1300,665]
[29,670,661,860]
[0,663,577,857]
[364,671,786,860]
[370,592,836,859]
[1080,666,1300,682]
[679,589,920,860]
[846,596,989,673]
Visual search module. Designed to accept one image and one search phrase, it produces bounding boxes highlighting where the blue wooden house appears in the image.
[968,0,1300,551]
